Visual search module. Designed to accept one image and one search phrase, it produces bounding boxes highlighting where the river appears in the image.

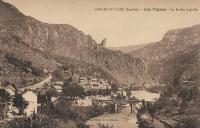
[86,90,160,128]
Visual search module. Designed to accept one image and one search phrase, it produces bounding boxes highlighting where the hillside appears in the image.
[0,49,45,87]
[0,0,150,86]
[129,25,200,84]
[0,23,60,87]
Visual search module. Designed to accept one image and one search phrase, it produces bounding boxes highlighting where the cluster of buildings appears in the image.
[72,74,111,93]
[0,74,113,119]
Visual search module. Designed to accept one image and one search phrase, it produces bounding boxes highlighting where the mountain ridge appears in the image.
[129,24,200,84]
[0,0,150,85]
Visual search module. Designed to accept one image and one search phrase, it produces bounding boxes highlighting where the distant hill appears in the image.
[0,0,150,86]
[129,25,200,84]
[109,44,148,53]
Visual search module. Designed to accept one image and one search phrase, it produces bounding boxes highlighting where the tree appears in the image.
[63,78,73,86]
[111,84,118,93]
[88,104,104,118]
[126,90,133,113]
[0,88,11,103]
[53,99,79,121]
[146,102,156,122]
[62,82,85,100]
[126,90,132,98]
[77,122,89,128]
[73,85,85,98]
[5,53,32,73]
[8,113,53,128]
[173,78,179,87]
[46,86,57,101]
[98,123,113,128]
[38,93,48,111]
[12,93,28,115]
[178,87,191,102]
[31,67,44,76]
[0,89,11,119]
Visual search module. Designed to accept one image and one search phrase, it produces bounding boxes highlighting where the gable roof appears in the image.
[21,89,38,96]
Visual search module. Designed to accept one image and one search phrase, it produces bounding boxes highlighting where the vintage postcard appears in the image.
[0,0,200,128]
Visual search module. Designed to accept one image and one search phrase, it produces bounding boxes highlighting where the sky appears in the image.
[4,0,200,47]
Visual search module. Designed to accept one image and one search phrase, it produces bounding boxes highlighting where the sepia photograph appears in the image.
[0,0,200,127]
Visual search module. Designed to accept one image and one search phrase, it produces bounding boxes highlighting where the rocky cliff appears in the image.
[129,25,200,84]
[0,0,150,85]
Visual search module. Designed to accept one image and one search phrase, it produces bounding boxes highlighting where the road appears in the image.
[20,75,52,91]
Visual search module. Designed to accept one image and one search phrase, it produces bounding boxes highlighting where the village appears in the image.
[0,73,132,121]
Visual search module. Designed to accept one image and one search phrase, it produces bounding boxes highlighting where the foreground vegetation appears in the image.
[137,79,200,128]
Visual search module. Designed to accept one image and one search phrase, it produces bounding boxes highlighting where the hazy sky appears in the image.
[4,0,200,47]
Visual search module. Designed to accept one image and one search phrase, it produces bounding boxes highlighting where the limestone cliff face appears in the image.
[0,0,149,85]
[129,25,200,84]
